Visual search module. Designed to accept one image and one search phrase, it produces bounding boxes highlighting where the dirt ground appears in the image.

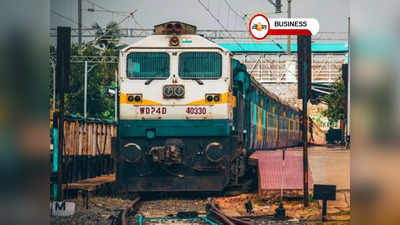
[51,146,350,224]
[50,194,349,225]
[213,191,350,221]
[51,196,209,225]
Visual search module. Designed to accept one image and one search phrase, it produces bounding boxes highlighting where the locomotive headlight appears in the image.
[206,94,220,102]
[213,94,220,102]
[128,94,142,102]
[174,85,185,97]
[206,94,213,102]
[163,86,174,98]
[163,85,184,98]
[134,95,142,102]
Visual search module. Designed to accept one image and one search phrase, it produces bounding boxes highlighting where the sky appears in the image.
[50,0,349,42]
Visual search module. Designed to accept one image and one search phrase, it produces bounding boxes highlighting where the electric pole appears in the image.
[346,16,350,149]
[56,27,71,201]
[84,61,87,118]
[297,35,311,207]
[78,0,82,45]
[268,0,282,13]
[275,0,282,13]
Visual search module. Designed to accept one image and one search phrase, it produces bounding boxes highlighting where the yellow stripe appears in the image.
[257,107,262,141]
[265,112,268,143]
[120,93,161,105]
[120,92,236,106]
[276,117,279,142]
[187,92,231,106]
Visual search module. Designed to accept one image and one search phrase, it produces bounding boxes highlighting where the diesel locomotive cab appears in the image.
[113,22,238,192]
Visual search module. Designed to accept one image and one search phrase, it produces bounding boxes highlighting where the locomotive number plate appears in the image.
[139,106,167,115]
[186,107,207,114]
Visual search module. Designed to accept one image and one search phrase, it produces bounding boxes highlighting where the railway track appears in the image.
[115,196,327,225]
[118,196,244,225]
[50,192,349,225]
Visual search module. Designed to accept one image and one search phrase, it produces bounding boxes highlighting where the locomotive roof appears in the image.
[121,34,230,53]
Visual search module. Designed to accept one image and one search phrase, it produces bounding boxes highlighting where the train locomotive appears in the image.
[112,21,302,192]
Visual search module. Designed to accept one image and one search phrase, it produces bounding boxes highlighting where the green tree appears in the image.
[92,21,126,85]
[50,21,125,120]
[322,78,346,123]
[64,44,107,118]
[91,21,126,119]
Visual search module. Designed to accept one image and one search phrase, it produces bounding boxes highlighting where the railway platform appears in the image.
[63,174,116,209]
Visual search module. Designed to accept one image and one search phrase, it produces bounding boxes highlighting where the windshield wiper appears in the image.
[192,78,204,85]
[145,78,155,85]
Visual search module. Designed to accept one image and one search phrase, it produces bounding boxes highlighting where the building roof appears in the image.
[218,42,348,53]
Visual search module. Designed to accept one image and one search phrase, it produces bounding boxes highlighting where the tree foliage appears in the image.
[50,21,125,120]
[322,78,346,123]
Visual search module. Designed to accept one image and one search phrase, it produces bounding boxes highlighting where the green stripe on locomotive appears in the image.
[119,119,231,137]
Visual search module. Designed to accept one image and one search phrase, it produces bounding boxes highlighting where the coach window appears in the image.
[179,52,222,79]
[126,52,169,79]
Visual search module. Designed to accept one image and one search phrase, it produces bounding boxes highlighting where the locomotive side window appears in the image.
[126,52,169,79]
[179,52,222,79]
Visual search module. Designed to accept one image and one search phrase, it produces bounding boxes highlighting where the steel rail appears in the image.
[209,199,254,225]
[121,197,141,225]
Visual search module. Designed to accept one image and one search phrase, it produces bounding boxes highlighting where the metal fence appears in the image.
[235,53,346,83]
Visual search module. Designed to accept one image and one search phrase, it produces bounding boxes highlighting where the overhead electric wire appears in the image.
[51,9,79,25]
[82,9,137,52]
[199,0,285,54]
[85,0,108,11]
[51,9,94,35]
[131,15,147,37]
[83,0,137,40]
[198,0,244,51]
[52,0,136,52]
[266,36,285,51]
[220,0,286,94]
[223,0,285,52]
[223,0,247,20]
[267,0,277,8]
[84,0,132,16]
[84,8,133,15]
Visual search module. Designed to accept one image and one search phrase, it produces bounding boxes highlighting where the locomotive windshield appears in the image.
[179,52,222,79]
[127,52,169,79]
